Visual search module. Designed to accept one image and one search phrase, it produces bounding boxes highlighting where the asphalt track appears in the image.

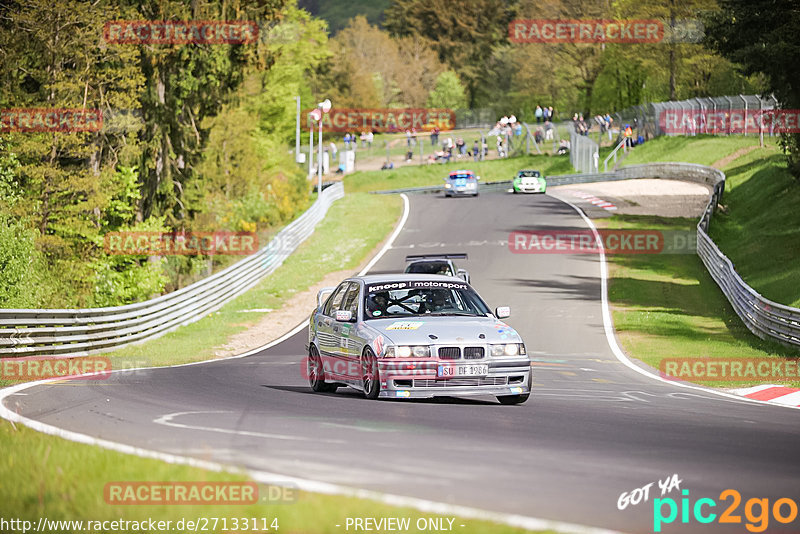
[5,191,800,533]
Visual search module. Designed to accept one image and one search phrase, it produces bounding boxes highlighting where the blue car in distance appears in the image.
[444,170,479,197]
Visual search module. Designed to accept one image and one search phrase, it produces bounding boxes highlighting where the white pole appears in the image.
[308,120,314,179]
[295,96,301,162]
[318,118,323,194]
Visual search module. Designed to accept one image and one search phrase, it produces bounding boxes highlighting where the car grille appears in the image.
[412,377,508,387]
[438,347,461,359]
[463,347,485,359]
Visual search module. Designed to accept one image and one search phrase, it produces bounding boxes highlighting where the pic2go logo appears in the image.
[653,489,799,532]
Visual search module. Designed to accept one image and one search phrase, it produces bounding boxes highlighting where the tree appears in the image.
[706,0,800,178]
[317,16,444,108]
[385,0,519,107]
[427,71,468,110]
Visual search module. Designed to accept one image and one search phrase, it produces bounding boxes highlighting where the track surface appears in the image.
[6,191,800,532]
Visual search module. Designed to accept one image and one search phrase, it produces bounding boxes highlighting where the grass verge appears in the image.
[0,419,545,534]
[345,153,574,193]
[0,192,402,388]
[603,135,800,387]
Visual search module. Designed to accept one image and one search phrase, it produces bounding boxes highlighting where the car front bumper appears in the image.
[377,358,532,399]
[514,181,546,193]
[445,184,478,195]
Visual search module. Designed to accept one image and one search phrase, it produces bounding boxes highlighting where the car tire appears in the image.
[497,393,530,405]
[308,345,337,393]
[361,347,380,400]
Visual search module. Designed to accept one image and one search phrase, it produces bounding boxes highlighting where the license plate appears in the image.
[438,364,489,377]
[455,179,466,186]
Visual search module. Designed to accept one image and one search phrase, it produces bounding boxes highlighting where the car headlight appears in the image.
[490,343,526,357]
[445,183,452,188]
[385,345,431,358]
[467,182,476,189]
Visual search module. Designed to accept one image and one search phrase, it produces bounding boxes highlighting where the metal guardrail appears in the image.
[372,163,800,348]
[0,183,345,357]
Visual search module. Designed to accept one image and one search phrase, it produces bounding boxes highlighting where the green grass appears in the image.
[602,214,800,388]
[0,420,547,534]
[0,192,402,388]
[345,153,575,193]
[710,150,800,307]
[603,135,800,386]
[620,134,763,167]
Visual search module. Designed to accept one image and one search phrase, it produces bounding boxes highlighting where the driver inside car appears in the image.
[366,291,390,317]
[424,289,453,313]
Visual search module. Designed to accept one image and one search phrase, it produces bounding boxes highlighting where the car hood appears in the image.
[365,316,522,345]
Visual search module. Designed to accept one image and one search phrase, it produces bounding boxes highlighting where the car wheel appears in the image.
[308,345,336,393]
[497,393,530,405]
[361,347,380,400]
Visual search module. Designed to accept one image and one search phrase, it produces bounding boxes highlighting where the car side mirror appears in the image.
[335,310,353,322]
[495,306,511,319]
[456,268,469,281]
[317,287,335,309]
[476,175,481,180]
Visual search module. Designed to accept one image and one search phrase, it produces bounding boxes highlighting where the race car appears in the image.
[307,274,531,404]
[404,253,470,283]
[512,169,547,193]
[444,170,479,197]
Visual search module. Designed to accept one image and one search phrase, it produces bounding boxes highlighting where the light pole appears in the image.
[308,108,321,180]
[295,96,301,163]
[316,99,331,195]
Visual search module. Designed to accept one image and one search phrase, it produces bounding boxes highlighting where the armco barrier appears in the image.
[0,183,345,357]
[376,163,800,348]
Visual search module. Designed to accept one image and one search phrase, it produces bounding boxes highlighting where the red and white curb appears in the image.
[729,384,800,407]
[570,191,618,211]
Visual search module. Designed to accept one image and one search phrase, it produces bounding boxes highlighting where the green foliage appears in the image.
[427,71,468,110]
[0,0,321,308]
[705,0,800,178]
[0,215,48,308]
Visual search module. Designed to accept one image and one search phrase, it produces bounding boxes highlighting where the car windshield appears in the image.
[450,173,474,180]
[364,280,490,319]
[405,261,453,276]
[519,171,540,178]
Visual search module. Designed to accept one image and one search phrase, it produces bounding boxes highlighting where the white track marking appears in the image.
[556,195,800,411]
[154,411,348,444]
[0,191,622,534]
[358,193,410,276]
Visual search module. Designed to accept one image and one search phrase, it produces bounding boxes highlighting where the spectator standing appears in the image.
[543,106,550,122]
[472,140,479,161]
[431,126,440,145]
[548,107,555,122]
[535,106,543,123]
[343,132,351,150]
[544,120,554,140]
[329,141,337,159]
[366,131,374,149]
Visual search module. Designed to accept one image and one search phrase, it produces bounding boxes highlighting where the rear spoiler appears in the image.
[405,253,468,262]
